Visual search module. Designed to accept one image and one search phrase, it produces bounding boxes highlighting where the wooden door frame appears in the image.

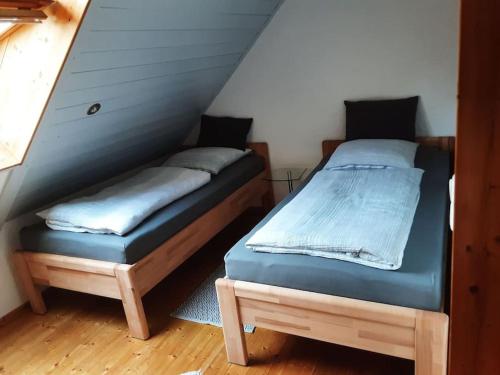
[450,0,500,373]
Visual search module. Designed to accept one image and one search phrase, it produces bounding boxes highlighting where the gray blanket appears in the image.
[38,167,211,236]
[246,168,424,270]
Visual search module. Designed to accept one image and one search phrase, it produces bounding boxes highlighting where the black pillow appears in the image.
[344,96,419,141]
[197,115,252,151]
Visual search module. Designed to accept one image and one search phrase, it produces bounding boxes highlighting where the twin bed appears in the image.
[14,122,453,374]
[216,137,453,375]
[14,143,274,340]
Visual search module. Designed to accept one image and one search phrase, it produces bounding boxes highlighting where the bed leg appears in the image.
[415,311,449,375]
[215,278,248,366]
[115,266,150,340]
[13,252,47,314]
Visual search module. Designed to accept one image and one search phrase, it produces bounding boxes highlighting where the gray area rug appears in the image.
[171,264,255,333]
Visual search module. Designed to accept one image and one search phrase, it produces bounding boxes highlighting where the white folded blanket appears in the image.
[246,168,423,270]
[38,167,211,235]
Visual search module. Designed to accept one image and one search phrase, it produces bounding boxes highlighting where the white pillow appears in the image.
[323,139,418,170]
[164,147,252,175]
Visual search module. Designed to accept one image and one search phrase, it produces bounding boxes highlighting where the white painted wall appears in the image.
[208,0,459,168]
[0,218,34,319]
[0,169,35,318]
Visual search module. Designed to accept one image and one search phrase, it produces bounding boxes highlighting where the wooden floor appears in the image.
[0,211,413,375]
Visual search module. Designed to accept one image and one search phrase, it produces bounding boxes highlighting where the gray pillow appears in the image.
[164,147,252,174]
[323,139,418,170]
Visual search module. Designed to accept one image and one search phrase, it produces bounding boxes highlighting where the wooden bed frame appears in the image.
[13,143,275,340]
[216,136,454,375]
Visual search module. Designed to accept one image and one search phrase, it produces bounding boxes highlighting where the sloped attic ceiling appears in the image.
[6,0,283,218]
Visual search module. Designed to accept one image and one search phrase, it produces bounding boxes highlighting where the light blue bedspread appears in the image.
[246,168,424,270]
[38,167,211,236]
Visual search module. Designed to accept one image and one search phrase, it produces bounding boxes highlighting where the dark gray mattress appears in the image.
[225,147,450,311]
[20,154,264,264]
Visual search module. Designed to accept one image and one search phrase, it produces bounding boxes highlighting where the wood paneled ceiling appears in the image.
[2,0,283,219]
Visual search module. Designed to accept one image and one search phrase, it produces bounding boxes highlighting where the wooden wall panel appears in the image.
[450,0,500,373]
[4,0,283,218]
[0,0,91,170]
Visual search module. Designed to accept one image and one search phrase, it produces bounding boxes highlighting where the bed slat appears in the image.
[233,280,417,328]
[238,297,416,360]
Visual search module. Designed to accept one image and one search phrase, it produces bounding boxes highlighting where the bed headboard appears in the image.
[248,142,271,176]
[322,137,456,158]
[247,142,275,208]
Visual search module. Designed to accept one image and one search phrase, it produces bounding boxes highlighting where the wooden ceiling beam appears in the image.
[0,8,47,22]
[0,1,53,10]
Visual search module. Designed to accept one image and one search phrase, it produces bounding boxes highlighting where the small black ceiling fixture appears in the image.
[87,103,101,115]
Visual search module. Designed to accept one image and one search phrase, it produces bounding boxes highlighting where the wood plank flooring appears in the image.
[0,211,413,375]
